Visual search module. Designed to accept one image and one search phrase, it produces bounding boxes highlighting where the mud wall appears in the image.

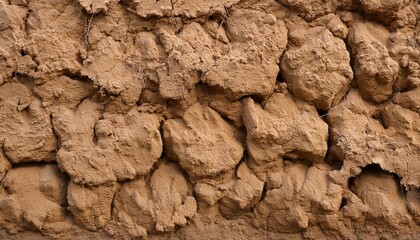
[0,0,419,239]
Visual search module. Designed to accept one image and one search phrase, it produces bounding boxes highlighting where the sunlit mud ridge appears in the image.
[0,0,419,239]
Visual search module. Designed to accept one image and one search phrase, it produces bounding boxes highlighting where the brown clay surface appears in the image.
[0,0,419,239]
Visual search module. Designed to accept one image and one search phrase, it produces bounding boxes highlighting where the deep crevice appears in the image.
[7,161,59,169]
[276,70,286,83]
[349,164,407,199]
[371,111,387,129]
[109,184,121,218]
[19,49,26,56]
[258,182,268,204]
[249,94,265,105]
[324,123,343,170]
[344,33,356,89]
[92,127,98,146]
[339,197,347,210]
[158,119,166,160]
[62,70,93,82]
[348,176,355,191]
[317,109,329,121]
[325,157,343,171]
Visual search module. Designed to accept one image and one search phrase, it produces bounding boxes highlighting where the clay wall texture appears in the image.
[0,0,419,239]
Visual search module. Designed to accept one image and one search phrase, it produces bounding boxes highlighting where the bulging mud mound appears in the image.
[0,0,419,239]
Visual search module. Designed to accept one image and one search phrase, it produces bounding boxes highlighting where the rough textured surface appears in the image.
[53,100,162,185]
[111,161,196,238]
[348,23,400,103]
[0,0,419,239]
[0,165,70,234]
[123,0,241,18]
[164,103,244,179]
[243,93,328,173]
[0,83,57,163]
[67,181,119,231]
[281,27,353,110]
